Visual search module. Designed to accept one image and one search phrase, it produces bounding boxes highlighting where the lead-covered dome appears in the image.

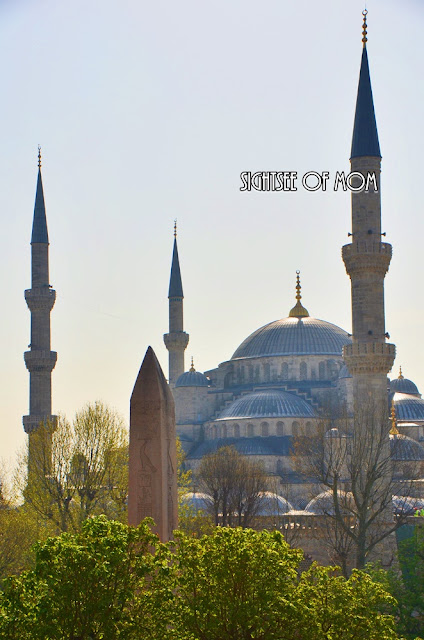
[393,393,424,422]
[390,371,420,397]
[232,317,351,360]
[390,434,424,461]
[176,370,209,388]
[216,389,316,420]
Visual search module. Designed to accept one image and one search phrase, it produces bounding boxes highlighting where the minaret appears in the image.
[22,149,57,438]
[342,13,395,412]
[163,222,189,385]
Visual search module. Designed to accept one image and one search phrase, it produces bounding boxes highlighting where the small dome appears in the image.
[393,393,424,422]
[180,492,212,512]
[255,492,293,516]
[338,364,352,379]
[175,370,209,388]
[390,434,424,461]
[216,389,316,421]
[390,378,420,396]
[232,317,351,360]
[305,490,353,515]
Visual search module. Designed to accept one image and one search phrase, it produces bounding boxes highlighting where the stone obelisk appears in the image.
[128,346,178,540]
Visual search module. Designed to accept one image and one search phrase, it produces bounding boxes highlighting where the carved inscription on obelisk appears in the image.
[128,347,178,541]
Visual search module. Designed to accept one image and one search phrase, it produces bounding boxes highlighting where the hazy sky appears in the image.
[1,0,423,466]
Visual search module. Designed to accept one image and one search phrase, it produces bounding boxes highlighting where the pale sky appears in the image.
[1,0,423,466]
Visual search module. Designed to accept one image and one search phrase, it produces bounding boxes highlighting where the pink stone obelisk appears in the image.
[128,346,178,540]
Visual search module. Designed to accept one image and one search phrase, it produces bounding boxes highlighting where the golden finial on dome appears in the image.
[390,398,399,436]
[398,366,404,380]
[362,9,368,46]
[289,271,310,318]
[189,356,195,372]
[37,145,42,169]
[174,219,177,238]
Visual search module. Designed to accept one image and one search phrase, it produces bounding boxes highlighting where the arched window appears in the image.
[276,459,283,473]
[305,421,313,436]
[247,423,254,437]
[213,426,217,439]
[233,423,240,438]
[222,424,227,438]
[239,366,245,383]
[319,361,326,380]
[281,362,289,379]
[276,421,285,436]
[292,421,300,437]
[248,365,253,381]
[263,363,270,382]
[261,422,269,437]
[300,362,307,380]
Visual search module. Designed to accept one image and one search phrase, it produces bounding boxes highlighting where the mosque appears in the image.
[161,17,424,510]
[22,15,424,515]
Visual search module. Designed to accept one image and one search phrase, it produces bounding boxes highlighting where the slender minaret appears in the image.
[163,222,189,385]
[342,13,395,412]
[22,149,57,441]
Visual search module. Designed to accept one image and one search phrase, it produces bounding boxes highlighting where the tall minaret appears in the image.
[163,222,189,386]
[22,149,57,438]
[342,13,395,412]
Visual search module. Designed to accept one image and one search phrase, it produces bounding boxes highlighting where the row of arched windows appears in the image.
[208,420,315,439]
[234,361,333,384]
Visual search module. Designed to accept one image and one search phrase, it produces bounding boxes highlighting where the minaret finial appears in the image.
[38,145,42,169]
[174,219,177,238]
[362,9,368,47]
[398,366,404,380]
[189,356,195,372]
[289,271,309,318]
[389,398,399,436]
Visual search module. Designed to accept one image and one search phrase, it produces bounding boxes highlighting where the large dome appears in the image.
[216,389,316,421]
[232,316,351,359]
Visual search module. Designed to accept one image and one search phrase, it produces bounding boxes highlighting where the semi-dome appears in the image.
[232,317,351,360]
[390,368,420,396]
[216,389,316,421]
[393,393,424,422]
[390,434,424,461]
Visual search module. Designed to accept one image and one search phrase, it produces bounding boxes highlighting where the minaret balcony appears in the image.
[163,331,190,351]
[342,242,392,276]
[22,414,57,434]
[24,350,57,373]
[25,287,56,312]
[343,342,395,376]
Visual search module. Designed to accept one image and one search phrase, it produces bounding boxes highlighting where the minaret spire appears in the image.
[163,223,189,385]
[342,13,395,414]
[23,151,57,445]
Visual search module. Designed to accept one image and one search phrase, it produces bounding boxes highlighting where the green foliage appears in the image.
[0,520,400,640]
[368,526,424,640]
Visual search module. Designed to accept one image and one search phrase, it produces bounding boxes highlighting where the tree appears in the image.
[196,445,267,527]
[0,515,166,640]
[165,527,398,640]
[293,398,422,573]
[0,520,399,640]
[21,401,128,533]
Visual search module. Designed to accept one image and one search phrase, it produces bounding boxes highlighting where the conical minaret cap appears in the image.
[168,228,184,298]
[31,156,49,244]
[350,14,381,159]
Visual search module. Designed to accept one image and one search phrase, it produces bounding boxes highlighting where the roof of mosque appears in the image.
[338,364,352,379]
[215,390,316,421]
[390,434,424,461]
[393,393,424,422]
[231,316,351,359]
[186,435,294,459]
[175,370,209,388]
